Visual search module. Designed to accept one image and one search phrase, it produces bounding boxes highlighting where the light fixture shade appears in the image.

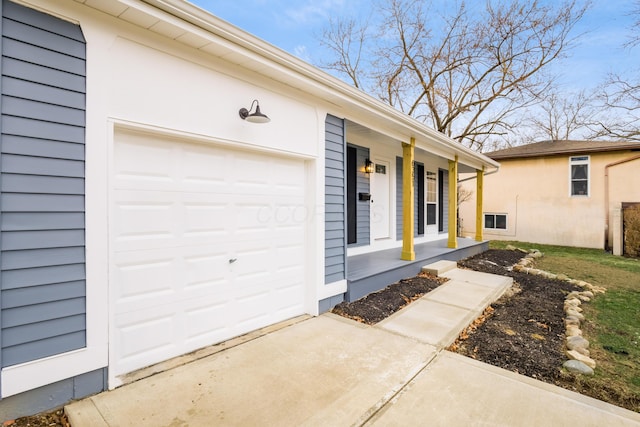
[239,100,270,123]
[245,104,270,123]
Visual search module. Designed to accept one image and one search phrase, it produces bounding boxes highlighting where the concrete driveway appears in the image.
[66,269,640,426]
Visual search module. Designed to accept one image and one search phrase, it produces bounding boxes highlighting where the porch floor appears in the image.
[345,237,488,301]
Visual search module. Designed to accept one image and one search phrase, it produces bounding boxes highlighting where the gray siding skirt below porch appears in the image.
[345,238,488,302]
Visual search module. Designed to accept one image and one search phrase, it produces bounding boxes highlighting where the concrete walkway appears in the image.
[66,268,640,426]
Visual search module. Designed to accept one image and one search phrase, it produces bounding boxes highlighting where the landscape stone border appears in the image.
[506,245,606,376]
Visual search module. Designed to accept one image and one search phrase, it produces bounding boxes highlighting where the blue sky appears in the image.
[190,0,639,93]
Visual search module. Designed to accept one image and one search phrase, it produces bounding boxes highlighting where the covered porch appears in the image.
[346,238,488,301]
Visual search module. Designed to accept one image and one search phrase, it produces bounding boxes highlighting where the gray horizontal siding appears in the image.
[0,0,87,371]
[2,96,85,126]
[2,134,85,160]
[1,230,84,251]
[2,247,85,270]
[3,74,85,107]
[3,0,86,42]
[2,194,84,211]
[2,263,86,290]
[2,17,86,58]
[3,315,85,346]
[2,116,85,143]
[2,330,85,367]
[2,174,85,194]
[2,281,85,308]
[3,38,85,75]
[2,297,85,328]
[2,213,85,231]
[325,114,346,284]
[2,153,85,176]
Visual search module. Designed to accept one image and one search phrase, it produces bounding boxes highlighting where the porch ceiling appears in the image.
[345,120,477,173]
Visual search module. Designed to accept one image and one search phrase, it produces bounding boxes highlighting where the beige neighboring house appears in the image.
[459,140,640,251]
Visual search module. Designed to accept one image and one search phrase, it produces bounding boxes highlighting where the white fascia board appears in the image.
[116,0,500,171]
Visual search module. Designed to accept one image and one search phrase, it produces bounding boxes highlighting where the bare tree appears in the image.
[525,90,601,142]
[592,2,640,141]
[318,0,589,151]
[594,75,640,140]
[319,18,368,89]
[457,185,473,207]
[627,0,640,48]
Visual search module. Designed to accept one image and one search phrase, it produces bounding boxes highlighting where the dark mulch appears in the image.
[454,249,581,382]
[331,274,447,324]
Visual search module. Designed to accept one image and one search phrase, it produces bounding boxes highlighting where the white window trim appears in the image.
[426,170,438,228]
[569,155,590,197]
[484,212,508,230]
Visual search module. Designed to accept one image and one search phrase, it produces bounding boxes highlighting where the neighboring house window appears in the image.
[484,213,507,230]
[426,171,437,225]
[570,156,589,196]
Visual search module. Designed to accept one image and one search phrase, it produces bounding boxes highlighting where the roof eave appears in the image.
[138,0,498,171]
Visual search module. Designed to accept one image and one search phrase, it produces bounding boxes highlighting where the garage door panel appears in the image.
[114,132,177,185]
[183,202,228,236]
[113,192,304,251]
[113,256,176,302]
[113,246,231,315]
[115,309,178,365]
[111,133,307,377]
[184,299,229,343]
[115,130,307,196]
[183,252,228,289]
[112,200,176,248]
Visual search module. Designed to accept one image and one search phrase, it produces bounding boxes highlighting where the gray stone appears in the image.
[578,295,591,302]
[563,360,594,375]
[566,350,596,368]
[566,336,589,351]
[581,290,594,298]
[529,250,543,258]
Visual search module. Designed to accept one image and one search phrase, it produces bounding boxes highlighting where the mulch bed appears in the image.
[452,249,581,382]
[331,274,448,324]
[332,249,580,382]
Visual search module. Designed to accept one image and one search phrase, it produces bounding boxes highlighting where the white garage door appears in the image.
[110,130,307,377]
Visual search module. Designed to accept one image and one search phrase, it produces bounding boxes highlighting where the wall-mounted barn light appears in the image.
[239,99,270,123]
[365,158,374,174]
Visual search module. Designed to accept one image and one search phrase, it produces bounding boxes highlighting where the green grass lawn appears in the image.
[489,240,640,411]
